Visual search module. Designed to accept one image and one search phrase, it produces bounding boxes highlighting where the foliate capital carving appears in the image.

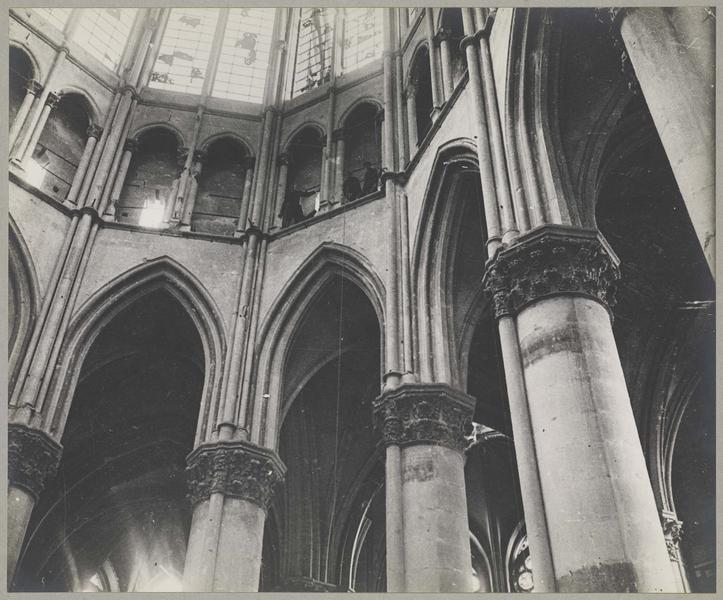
[26,79,43,96]
[482,226,620,320]
[86,123,103,139]
[373,383,475,453]
[8,424,63,501]
[186,440,286,511]
[661,511,684,561]
[192,149,207,164]
[435,27,451,43]
[331,128,345,142]
[45,92,61,108]
[278,152,290,166]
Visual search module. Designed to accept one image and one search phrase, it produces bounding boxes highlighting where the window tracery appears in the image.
[340,8,382,73]
[149,8,219,95]
[291,8,333,97]
[33,8,72,32]
[212,8,276,103]
[72,8,137,71]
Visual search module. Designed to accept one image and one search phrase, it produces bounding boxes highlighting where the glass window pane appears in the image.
[34,8,72,31]
[292,8,333,98]
[212,8,275,104]
[341,8,382,73]
[149,8,218,95]
[72,9,137,72]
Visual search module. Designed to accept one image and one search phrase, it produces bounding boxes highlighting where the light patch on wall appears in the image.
[138,199,166,228]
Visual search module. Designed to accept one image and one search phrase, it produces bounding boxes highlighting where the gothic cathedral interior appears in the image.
[7,6,715,593]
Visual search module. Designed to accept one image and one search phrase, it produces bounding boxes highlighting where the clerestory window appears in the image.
[72,8,138,72]
[149,8,219,95]
[340,8,382,74]
[212,8,276,103]
[33,8,72,32]
[291,8,334,98]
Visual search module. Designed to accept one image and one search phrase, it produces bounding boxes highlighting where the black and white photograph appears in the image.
[6,5,716,593]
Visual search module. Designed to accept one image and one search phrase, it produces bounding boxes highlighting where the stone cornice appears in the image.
[9,424,63,501]
[186,439,286,511]
[373,383,475,453]
[482,226,621,319]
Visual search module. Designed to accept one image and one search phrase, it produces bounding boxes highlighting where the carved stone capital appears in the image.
[192,149,207,164]
[123,138,139,153]
[482,226,621,320]
[373,383,475,453]
[8,424,63,501]
[186,440,286,511]
[331,128,345,142]
[661,511,684,562]
[26,79,43,96]
[86,123,103,139]
[45,92,61,108]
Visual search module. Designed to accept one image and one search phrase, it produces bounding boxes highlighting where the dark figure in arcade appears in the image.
[362,161,379,195]
[342,172,362,204]
[280,183,316,227]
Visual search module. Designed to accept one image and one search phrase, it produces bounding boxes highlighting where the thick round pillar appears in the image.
[7,424,62,586]
[183,439,286,592]
[483,226,678,592]
[375,383,475,592]
[333,131,345,204]
[405,87,418,151]
[273,153,289,228]
[616,7,714,273]
[107,138,138,217]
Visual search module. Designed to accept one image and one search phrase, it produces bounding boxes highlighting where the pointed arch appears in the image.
[251,243,385,448]
[40,257,227,447]
[411,139,480,386]
[8,216,41,396]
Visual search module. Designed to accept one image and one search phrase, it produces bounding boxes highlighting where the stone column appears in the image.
[65,124,103,205]
[162,147,187,224]
[180,150,207,228]
[21,92,61,165]
[7,424,63,586]
[333,129,345,204]
[273,153,289,229]
[423,9,443,114]
[107,139,138,218]
[437,29,454,99]
[614,7,714,273]
[483,226,677,592]
[374,383,476,592]
[9,79,43,152]
[183,440,286,592]
[405,86,418,152]
[661,510,689,592]
[236,157,256,234]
